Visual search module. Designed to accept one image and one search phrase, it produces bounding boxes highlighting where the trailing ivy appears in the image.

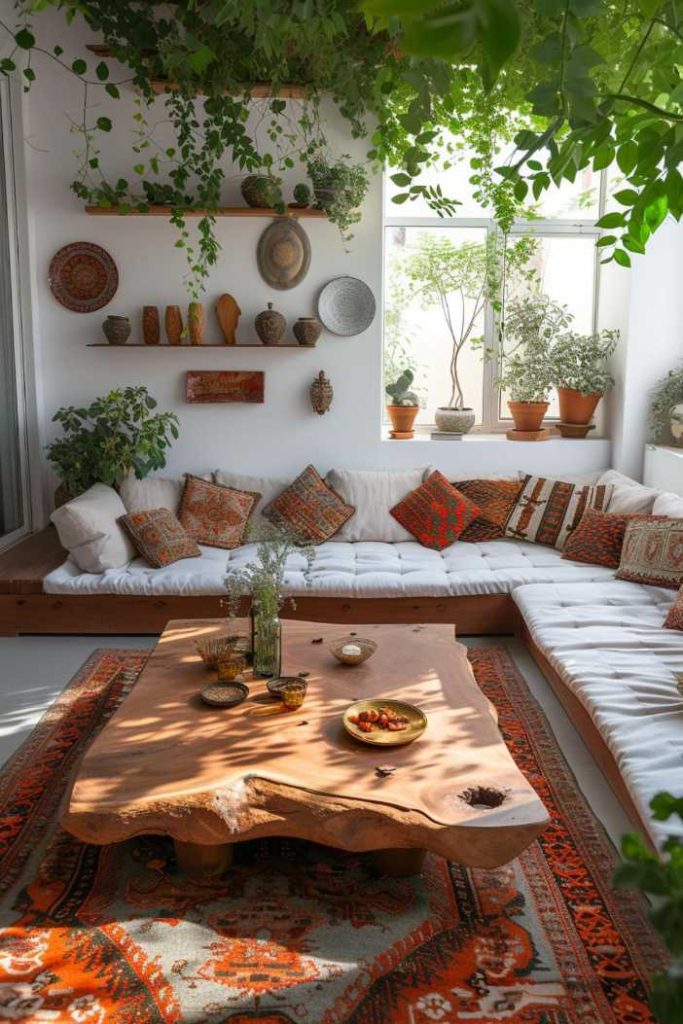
[2,1,683,294]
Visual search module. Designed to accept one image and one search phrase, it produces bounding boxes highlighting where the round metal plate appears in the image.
[343,699,427,746]
[48,241,118,313]
[317,276,376,336]
[257,217,311,290]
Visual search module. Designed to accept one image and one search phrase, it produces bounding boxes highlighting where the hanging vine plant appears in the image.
[1,1,682,295]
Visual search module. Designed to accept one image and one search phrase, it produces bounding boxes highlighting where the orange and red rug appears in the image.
[0,647,665,1023]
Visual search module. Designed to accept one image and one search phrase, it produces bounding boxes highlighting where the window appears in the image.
[0,77,31,548]
[383,155,604,432]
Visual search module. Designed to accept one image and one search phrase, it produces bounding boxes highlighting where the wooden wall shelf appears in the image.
[87,343,308,349]
[84,204,325,219]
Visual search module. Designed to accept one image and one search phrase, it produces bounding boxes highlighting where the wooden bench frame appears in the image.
[0,527,656,844]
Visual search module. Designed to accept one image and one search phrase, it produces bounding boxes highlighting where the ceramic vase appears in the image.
[165,305,184,346]
[142,306,160,346]
[188,302,204,346]
[102,315,131,345]
[293,317,322,347]
[241,175,278,209]
[310,371,333,414]
[255,302,286,346]
[434,407,475,434]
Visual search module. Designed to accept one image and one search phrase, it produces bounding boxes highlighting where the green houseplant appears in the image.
[651,364,683,445]
[46,386,179,503]
[497,294,572,434]
[385,368,420,438]
[307,155,369,240]
[550,329,618,426]
[613,792,683,1024]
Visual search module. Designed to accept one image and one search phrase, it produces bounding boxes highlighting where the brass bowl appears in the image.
[267,675,304,699]
[195,633,249,670]
[343,699,427,747]
[330,635,377,666]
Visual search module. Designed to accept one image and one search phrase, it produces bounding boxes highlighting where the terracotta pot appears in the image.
[507,400,549,432]
[188,302,204,346]
[386,404,418,436]
[556,387,602,425]
[142,306,160,345]
[165,305,184,346]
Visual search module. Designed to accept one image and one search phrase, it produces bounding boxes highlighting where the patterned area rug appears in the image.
[0,646,665,1024]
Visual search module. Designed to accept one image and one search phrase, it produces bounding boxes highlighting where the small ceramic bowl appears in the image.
[195,634,249,670]
[330,635,377,666]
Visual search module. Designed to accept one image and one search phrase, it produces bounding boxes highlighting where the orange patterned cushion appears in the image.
[616,518,683,588]
[262,464,354,543]
[505,475,613,550]
[178,475,260,549]
[664,586,683,630]
[120,508,200,567]
[561,510,666,568]
[457,479,523,542]
[390,470,480,551]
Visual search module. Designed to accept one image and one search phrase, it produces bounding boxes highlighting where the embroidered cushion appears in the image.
[561,510,668,568]
[505,475,613,550]
[262,464,354,543]
[178,475,260,549]
[389,470,480,551]
[120,508,200,567]
[663,586,683,630]
[457,479,523,542]
[616,518,683,589]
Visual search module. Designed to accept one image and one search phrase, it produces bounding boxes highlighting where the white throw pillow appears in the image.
[325,467,431,542]
[598,469,659,514]
[51,483,134,573]
[119,472,183,514]
[653,491,683,517]
[214,470,289,531]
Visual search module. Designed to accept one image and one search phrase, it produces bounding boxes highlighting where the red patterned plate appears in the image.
[49,241,119,313]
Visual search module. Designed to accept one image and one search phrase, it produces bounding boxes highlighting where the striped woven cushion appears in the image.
[504,475,613,550]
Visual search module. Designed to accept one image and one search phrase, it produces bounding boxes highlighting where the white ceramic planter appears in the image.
[434,407,476,434]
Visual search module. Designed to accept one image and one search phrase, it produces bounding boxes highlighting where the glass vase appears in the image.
[251,609,281,679]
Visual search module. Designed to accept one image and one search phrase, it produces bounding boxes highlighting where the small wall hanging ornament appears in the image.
[186,370,264,404]
[310,371,333,415]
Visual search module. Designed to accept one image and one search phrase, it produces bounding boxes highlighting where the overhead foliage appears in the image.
[1,0,682,293]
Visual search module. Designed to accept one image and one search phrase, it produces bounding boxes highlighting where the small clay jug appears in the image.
[188,302,205,346]
[255,302,286,346]
[165,305,184,346]
[142,306,160,345]
[293,317,322,347]
[102,314,131,345]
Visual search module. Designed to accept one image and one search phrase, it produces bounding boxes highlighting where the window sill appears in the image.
[381,428,608,443]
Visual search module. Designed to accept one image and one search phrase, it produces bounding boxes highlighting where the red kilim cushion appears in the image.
[457,479,523,542]
[262,464,354,544]
[178,475,260,549]
[616,517,683,589]
[390,470,480,551]
[120,507,200,567]
[562,509,667,569]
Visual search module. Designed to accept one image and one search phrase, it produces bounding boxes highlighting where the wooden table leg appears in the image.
[372,847,426,877]
[174,840,233,880]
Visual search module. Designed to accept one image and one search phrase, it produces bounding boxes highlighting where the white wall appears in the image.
[5,8,620,522]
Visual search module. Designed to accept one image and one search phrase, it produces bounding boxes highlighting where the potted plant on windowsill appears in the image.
[385,368,420,438]
[497,294,570,438]
[550,329,617,432]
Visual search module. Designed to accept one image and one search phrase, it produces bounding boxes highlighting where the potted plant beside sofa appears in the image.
[385,368,420,438]
[497,294,570,439]
[550,329,617,436]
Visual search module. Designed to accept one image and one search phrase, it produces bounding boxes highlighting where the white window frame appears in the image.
[383,173,606,435]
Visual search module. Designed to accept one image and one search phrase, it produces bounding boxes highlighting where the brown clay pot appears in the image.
[386,404,419,436]
[188,302,204,346]
[556,387,602,425]
[507,401,549,432]
[293,317,322,347]
[165,305,184,346]
[142,306,160,345]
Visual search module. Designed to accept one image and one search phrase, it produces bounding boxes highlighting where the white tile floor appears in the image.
[0,633,633,850]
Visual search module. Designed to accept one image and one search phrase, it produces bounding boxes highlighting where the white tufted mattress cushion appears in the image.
[513,580,683,846]
[43,538,615,598]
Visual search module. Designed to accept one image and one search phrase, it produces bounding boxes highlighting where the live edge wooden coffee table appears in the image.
[62,620,549,878]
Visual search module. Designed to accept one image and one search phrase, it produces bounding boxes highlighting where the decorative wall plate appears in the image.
[317,276,375,336]
[257,217,311,290]
[48,242,118,313]
[186,370,264,403]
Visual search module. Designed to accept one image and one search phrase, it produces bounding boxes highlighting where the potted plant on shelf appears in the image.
[307,154,369,238]
[45,386,179,506]
[497,294,571,437]
[386,368,420,438]
[550,329,617,434]
[650,362,683,446]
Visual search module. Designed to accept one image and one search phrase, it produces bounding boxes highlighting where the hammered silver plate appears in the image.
[317,276,376,336]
